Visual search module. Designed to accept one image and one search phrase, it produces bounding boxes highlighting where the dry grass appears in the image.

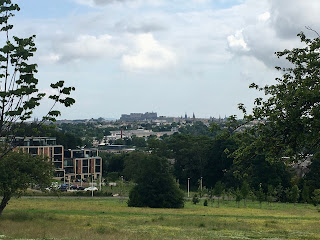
[0,198,320,239]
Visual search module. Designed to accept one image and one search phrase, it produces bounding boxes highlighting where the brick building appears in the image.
[13,137,102,181]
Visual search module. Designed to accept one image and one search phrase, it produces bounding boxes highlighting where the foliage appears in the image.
[12,123,82,149]
[192,194,200,205]
[178,121,214,136]
[241,180,250,206]
[0,1,75,143]
[127,154,184,208]
[100,152,125,178]
[301,182,310,203]
[267,185,275,204]
[122,151,147,181]
[235,188,242,207]
[305,152,320,193]
[240,32,320,160]
[288,185,300,203]
[312,189,320,207]
[0,0,75,217]
[256,185,265,208]
[0,150,52,215]
[214,181,224,207]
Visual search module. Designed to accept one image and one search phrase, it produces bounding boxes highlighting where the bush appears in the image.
[192,194,200,205]
[127,155,184,208]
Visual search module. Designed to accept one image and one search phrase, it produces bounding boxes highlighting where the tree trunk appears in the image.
[0,193,11,216]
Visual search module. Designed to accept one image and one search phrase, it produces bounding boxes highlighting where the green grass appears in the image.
[0,198,320,239]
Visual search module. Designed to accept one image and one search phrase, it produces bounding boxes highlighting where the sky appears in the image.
[8,0,320,119]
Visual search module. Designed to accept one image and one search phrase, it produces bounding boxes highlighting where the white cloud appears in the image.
[258,11,270,22]
[49,34,125,63]
[73,0,162,7]
[38,53,61,64]
[122,33,176,71]
[227,30,250,51]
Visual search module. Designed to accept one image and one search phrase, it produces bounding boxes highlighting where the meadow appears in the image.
[0,197,320,240]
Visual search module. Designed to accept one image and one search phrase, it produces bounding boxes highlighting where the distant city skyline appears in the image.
[11,0,319,120]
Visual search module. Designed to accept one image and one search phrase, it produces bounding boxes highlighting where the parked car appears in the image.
[77,186,85,191]
[84,186,98,191]
[70,185,78,190]
[59,186,67,192]
[61,183,69,188]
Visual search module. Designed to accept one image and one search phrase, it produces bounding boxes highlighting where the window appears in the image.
[54,162,62,168]
[54,147,62,154]
[29,147,38,155]
[82,167,88,173]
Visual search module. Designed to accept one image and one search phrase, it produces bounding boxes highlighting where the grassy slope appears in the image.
[0,198,320,240]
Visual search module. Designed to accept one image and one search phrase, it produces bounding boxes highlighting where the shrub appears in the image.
[127,155,184,208]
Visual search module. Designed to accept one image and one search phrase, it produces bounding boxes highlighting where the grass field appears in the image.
[0,198,320,240]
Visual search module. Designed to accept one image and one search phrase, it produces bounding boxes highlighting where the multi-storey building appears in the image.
[120,112,157,121]
[13,137,102,181]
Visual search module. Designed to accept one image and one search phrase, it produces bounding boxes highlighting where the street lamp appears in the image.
[91,175,94,197]
[187,178,190,198]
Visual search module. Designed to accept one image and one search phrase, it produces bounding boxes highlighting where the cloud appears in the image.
[73,0,129,7]
[270,0,320,38]
[258,11,270,22]
[73,0,162,7]
[48,34,126,63]
[227,30,250,52]
[122,33,176,71]
[114,19,166,33]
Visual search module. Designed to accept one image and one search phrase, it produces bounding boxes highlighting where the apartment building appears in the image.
[13,137,102,181]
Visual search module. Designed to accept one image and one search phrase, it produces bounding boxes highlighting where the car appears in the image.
[59,186,67,192]
[84,186,98,191]
[70,185,78,190]
[60,183,70,188]
[77,186,85,191]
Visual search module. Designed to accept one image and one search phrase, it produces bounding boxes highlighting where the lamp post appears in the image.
[200,177,203,191]
[91,175,94,197]
[121,176,124,196]
[187,177,190,198]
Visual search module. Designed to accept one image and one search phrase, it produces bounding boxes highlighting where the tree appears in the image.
[192,194,200,205]
[240,31,320,160]
[312,189,320,207]
[267,185,274,205]
[256,185,265,208]
[0,1,75,149]
[0,150,52,215]
[127,154,184,208]
[289,185,300,204]
[0,1,74,216]
[235,187,242,208]
[241,180,250,207]
[214,181,224,207]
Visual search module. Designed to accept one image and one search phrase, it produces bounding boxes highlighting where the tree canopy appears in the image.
[240,32,320,159]
[0,150,52,215]
[0,0,75,216]
[127,154,184,208]
[0,0,75,148]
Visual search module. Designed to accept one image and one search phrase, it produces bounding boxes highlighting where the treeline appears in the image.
[12,123,82,149]
[101,119,320,205]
